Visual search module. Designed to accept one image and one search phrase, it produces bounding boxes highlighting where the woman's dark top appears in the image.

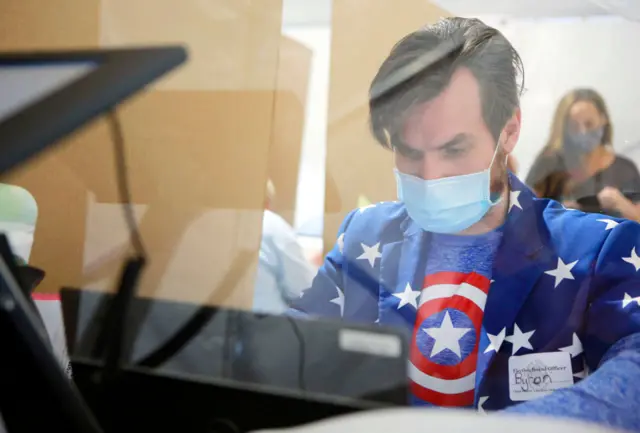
[525,151,640,216]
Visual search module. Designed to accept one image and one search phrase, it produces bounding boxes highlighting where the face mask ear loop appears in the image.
[487,137,506,206]
[488,138,502,172]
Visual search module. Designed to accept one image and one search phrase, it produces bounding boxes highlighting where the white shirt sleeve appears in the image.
[261,211,316,303]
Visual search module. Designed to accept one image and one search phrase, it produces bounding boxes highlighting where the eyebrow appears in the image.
[394,133,470,157]
[436,133,470,151]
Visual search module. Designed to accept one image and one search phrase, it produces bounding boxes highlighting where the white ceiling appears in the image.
[431,0,608,18]
[282,0,332,26]
[281,0,640,27]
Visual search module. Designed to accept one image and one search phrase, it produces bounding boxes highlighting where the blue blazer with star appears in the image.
[290,175,640,431]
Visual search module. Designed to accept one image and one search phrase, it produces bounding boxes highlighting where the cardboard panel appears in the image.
[6,90,282,307]
[0,0,285,309]
[100,0,283,91]
[267,35,312,224]
[324,0,451,254]
[0,0,100,49]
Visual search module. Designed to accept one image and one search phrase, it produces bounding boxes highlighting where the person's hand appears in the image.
[562,200,580,210]
[598,186,625,211]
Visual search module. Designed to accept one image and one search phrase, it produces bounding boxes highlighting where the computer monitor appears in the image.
[0,47,186,175]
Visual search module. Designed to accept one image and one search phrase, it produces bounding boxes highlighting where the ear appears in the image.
[501,108,521,154]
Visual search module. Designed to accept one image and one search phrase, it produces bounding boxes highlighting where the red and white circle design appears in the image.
[409,271,490,407]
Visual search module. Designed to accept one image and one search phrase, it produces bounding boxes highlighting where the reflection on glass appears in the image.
[7,1,640,432]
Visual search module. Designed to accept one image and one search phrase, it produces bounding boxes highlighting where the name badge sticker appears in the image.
[508,352,573,401]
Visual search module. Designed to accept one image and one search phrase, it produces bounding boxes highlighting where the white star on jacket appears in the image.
[393,283,420,309]
[598,219,619,231]
[330,286,345,317]
[484,328,506,354]
[359,204,376,213]
[357,242,382,268]
[509,190,522,212]
[505,324,535,355]
[478,396,489,415]
[623,293,640,308]
[424,311,472,359]
[623,247,640,271]
[559,333,583,358]
[545,257,578,288]
[573,369,587,379]
[337,233,345,254]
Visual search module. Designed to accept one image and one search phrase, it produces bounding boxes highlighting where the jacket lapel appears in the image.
[474,175,558,401]
[379,216,430,327]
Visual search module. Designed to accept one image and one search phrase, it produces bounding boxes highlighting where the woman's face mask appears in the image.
[564,127,604,154]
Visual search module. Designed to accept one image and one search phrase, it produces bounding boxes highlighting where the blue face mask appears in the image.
[394,146,503,234]
[564,127,604,154]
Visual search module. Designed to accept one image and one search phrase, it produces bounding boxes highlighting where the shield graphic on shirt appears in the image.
[409,271,490,407]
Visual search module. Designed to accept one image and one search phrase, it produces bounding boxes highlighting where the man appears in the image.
[253,180,315,314]
[290,18,640,431]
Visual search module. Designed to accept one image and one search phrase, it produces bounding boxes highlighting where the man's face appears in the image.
[394,68,519,185]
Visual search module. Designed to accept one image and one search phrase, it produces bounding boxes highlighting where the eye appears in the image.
[442,145,466,158]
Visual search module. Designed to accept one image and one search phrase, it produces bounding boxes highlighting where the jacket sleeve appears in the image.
[583,220,640,369]
[505,221,640,431]
[287,210,359,319]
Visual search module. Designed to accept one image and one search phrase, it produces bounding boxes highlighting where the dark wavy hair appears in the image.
[368,17,525,149]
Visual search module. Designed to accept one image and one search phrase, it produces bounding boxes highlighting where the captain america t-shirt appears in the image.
[410,228,503,407]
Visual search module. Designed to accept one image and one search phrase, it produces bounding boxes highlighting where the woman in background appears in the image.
[526,88,640,220]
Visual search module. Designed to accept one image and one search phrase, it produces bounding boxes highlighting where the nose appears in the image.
[576,123,590,134]
[419,156,448,181]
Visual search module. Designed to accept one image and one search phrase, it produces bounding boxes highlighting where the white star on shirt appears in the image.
[424,311,472,359]
[337,233,345,254]
[559,333,583,358]
[505,324,535,355]
[359,204,376,213]
[478,396,489,415]
[509,190,522,212]
[357,242,382,268]
[484,328,506,354]
[393,283,420,309]
[598,219,619,231]
[623,247,640,271]
[545,258,578,288]
[623,293,640,308]
[330,286,345,317]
